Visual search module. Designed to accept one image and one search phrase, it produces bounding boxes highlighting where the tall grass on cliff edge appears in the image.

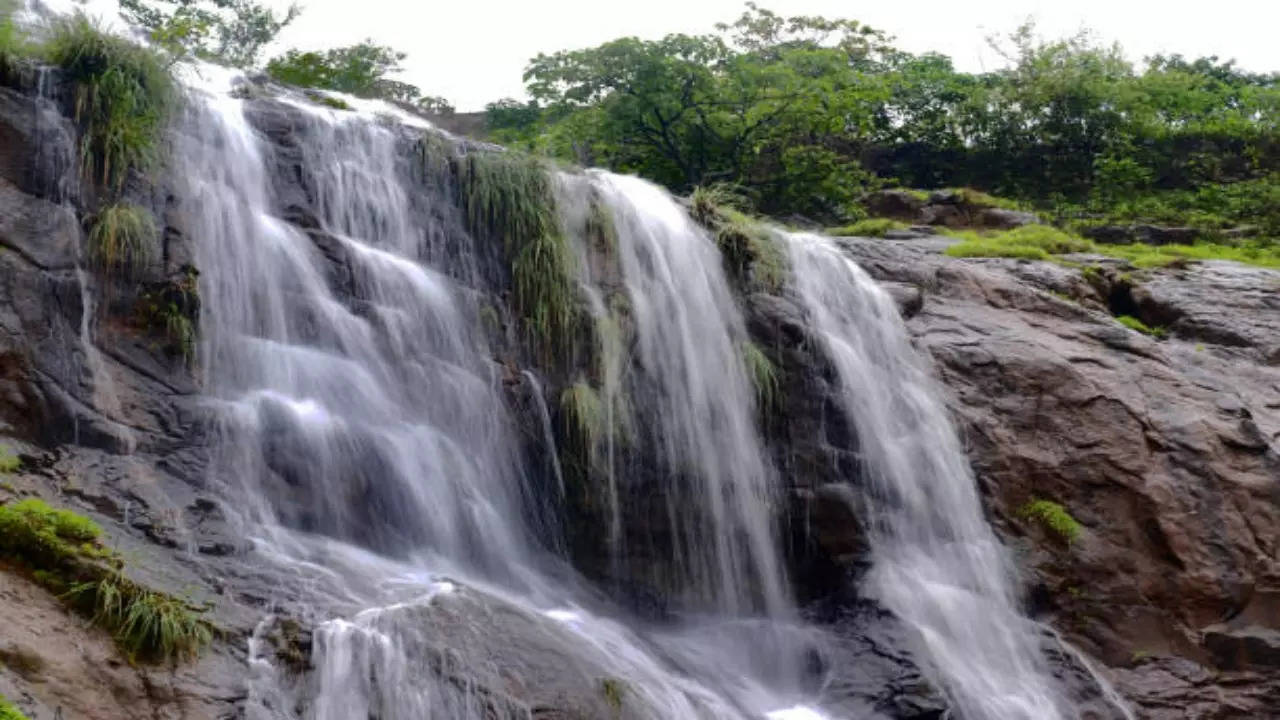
[42,13,175,192]
[456,149,579,367]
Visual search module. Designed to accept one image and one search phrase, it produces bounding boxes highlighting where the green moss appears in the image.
[1020,499,1083,544]
[1115,315,1166,338]
[0,499,211,663]
[89,202,156,275]
[43,14,175,192]
[945,238,1050,260]
[741,341,777,414]
[1095,241,1280,269]
[0,694,31,720]
[827,218,908,237]
[0,445,19,473]
[456,149,579,366]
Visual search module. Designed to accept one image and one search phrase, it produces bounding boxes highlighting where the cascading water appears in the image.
[171,66,826,718]
[785,232,1067,719]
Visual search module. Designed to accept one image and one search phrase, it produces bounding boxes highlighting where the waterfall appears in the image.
[785,232,1066,719]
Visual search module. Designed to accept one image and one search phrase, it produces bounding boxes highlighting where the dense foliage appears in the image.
[120,0,299,67]
[266,40,453,112]
[487,4,1279,235]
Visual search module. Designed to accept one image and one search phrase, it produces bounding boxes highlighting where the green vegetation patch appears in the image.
[0,445,19,473]
[690,186,789,292]
[89,202,156,275]
[943,224,1280,270]
[0,498,211,663]
[0,694,31,720]
[43,14,176,192]
[1115,315,1166,338]
[599,676,627,712]
[456,149,579,366]
[741,341,778,414]
[1020,499,1083,544]
[828,218,908,238]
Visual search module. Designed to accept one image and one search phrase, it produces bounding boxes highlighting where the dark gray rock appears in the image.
[1082,224,1202,246]
[864,189,925,220]
[979,207,1040,229]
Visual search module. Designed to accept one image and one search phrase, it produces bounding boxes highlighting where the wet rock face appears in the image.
[837,237,1280,716]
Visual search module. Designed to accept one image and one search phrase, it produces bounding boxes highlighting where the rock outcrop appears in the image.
[837,236,1280,717]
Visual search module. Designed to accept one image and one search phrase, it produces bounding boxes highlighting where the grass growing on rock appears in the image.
[0,498,212,663]
[42,14,175,191]
[1116,315,1166,338]
[741,341,778,414]
[88,202,156,275]
[690,185,789,292]
[827,218,908,237]
[456,149,579,366]
[1020,499,1082,544]
[0,694,31,720]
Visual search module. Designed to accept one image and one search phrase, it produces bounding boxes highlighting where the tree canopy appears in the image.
[120,0,299,67]
[488,4,1280,233]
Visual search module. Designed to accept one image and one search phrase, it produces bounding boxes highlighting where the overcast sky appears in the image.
[253,1,1275,111]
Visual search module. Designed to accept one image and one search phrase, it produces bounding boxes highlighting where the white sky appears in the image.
[265,1,1275,111]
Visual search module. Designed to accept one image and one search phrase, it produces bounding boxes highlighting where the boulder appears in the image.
[864,189,926,220]
[1082,224,1201,246]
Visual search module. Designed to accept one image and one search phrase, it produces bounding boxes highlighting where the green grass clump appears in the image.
[0,499,211,663]
[305,90,351,111]
[0,445,19,473]
[457,149,578,366]
[945,225,1092,260]
[89,202,156,275]
[741,341,778,413]
[66,575,212,662]
[690,187,789,292]
[1095,241,1280,270]
[42,14,175,191]
[560,381,603,457]
[1115,315,1166,338]
[1020,499,1083,544]
[950,187,1022,210]
[828,218,908,237]
[0,695,31,720]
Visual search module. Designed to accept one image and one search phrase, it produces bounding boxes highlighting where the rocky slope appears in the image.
[0,70,1276,719]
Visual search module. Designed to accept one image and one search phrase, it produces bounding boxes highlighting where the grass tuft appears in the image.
[1020,499,1082,544]
[690,187,789,292]
[456,149,579,366]
[828,218,908,237]
[740,341,778,413]
[0,499,211,663]
[1115,315,1166,338]
[560,381,603,457]
[42,14,175,192]
[88,202,156,275]
[600,676,627,712]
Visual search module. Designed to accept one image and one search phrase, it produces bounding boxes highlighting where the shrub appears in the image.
[828,218,908,237]
[0,499,211,663]
[89,202,156,275]
[1115,315,1166,338]
[43,14,175,191]
[1020,499,1082,544]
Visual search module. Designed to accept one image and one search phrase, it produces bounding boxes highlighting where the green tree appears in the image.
[120,0,300,67]
[266,40,454,112]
